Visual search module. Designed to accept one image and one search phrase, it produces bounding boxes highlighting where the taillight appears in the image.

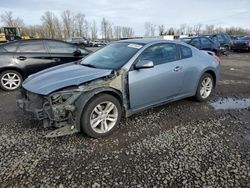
[248,42,250,46]
[214,54,221,64]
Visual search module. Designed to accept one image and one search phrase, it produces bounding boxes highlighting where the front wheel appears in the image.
[81,94,122,138]
[0,70,23,91]
[195,73,214,102]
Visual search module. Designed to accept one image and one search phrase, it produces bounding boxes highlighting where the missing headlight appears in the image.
[51,93,73,105]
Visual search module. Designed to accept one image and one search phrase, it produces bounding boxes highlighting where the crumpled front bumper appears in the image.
[16,88,80,137]
[16,89,45,120]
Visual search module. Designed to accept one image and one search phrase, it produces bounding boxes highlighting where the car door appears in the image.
[128,43,184,109]
[14,40,53,76]
[45,40,85,66]
[200,37,213,50]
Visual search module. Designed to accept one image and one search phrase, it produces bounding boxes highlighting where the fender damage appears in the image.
[17,70,128,137]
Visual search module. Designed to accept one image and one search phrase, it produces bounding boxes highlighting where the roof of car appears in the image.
[118,38,180,45]
[0,38,76,47]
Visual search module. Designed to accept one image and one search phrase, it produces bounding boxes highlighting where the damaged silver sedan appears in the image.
[17,39,220,138]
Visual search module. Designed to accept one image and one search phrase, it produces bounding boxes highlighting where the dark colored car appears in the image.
[0,39,90,91]
[231,36,250,51]
[205,33,233,51]
[180,36,221,55]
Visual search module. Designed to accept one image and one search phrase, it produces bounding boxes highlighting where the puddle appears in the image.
[210,98,250,110]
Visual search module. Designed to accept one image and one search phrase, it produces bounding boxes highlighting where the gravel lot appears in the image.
[0,52,250,187]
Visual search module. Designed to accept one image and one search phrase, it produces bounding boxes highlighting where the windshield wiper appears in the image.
[81,64,97,68]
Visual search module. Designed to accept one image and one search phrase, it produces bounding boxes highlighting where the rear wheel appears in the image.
[195,73,214,102]
[0,70,23,91]
[81,94,122,138]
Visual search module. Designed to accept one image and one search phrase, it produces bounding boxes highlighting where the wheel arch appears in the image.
[74,87,124,132]
[204,70,217,87]
[0,67,25,78]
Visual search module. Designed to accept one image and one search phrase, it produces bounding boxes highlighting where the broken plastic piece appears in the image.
[45,125,78,138]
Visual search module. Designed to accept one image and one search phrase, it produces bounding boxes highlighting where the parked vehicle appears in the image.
[89,40,103,47]
[204,33,233,51]
[68,37,89,47]
[0,39,90,91]
[17,39,220,138]
[180,36,221,55]
[230,35,244,41]
[0,27,22,43]
[231,36,250,51]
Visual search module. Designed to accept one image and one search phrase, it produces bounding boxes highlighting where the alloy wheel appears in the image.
[90,101,118,134]
[200,77,213,99]
[1,72,22,90]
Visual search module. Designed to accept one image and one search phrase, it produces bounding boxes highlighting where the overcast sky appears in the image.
[0,0,250,35]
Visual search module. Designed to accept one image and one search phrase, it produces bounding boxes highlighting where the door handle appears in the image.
[52,58,60,62]
[174,66,182,72]
[17,56,27,61]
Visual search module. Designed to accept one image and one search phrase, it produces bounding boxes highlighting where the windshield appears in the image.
[81,42,143,70]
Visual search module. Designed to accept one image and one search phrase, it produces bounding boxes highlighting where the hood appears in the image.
[22,63,113,95]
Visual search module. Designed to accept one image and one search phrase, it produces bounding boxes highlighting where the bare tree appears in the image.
[101,18,112,40]
[186,26,193,35]
[214,26,224,33]
[178,24,187,35]
[61,10,74,39]
[90,20,98,39]
[144,22,151,37]
[41,11,61,39]
[83,20,89,38]
[158,25,165,36]
[74,12,86,37]
[121,27,134,38]
[204,25,215,34]
[107,23,113,40]
[114,26,122,39]
[167,27,175,35]
[193,24,203,35]
[144,22,155,37]
[1,11,24,27]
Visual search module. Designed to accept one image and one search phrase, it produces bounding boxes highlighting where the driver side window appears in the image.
[138,43,177,66]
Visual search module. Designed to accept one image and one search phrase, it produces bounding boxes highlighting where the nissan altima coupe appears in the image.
[17,39,220,138]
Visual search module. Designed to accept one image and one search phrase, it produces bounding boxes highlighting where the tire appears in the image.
[195,73,214,102]
[0,70,23,91]
[81,94,122,138]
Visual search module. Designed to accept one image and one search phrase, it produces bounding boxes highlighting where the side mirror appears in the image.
[135,60,154,69]
[73,49,82,56]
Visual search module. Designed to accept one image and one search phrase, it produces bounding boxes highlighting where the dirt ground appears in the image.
[0,52,249,187]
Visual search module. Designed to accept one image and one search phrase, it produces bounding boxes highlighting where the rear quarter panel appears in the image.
[181,48,220,96]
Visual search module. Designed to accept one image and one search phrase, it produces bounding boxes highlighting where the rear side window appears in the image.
[201,38,212,45]
[18,41,46,53]
[46,41,77,53]
[180,45,192,59]
[189,38,200,48]
[3,42,18,52]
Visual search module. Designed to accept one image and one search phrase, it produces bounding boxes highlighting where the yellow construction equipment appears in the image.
[0,27,31,43]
